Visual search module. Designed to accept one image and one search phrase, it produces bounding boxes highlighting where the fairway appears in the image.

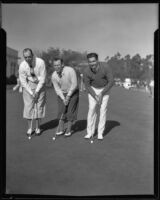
[6,86,154,196]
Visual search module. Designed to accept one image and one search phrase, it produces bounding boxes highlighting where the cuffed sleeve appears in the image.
[67,68,78,97]
[19,64,33,95]
[35,60,46,93]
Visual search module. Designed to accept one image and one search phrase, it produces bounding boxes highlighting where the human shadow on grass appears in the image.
[40,119,59,134]
[72,120,87,135]
[94,120,120,137]
[40,119,119,136]
[39,119,87,135]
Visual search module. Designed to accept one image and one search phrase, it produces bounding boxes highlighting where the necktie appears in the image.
[30,65,35,77]
[57,68,64,78]
[58,72,62,78]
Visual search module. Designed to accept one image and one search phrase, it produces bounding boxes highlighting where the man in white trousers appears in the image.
[84,53,114,140]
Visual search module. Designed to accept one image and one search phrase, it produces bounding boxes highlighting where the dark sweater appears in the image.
[83,62,114,98]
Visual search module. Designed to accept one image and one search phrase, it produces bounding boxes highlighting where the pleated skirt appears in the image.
[22,81,46,119]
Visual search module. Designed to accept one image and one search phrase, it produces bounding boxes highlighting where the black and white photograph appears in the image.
[1,2,159,198]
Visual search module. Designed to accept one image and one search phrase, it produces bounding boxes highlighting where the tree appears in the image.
[37,47,87,86]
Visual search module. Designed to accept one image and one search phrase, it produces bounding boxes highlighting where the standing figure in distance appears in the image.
[83,53,114,140]
[19,48,46,137]
[51,58,79,137]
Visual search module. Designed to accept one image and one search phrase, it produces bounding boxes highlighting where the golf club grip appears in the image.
[31,104,35,130]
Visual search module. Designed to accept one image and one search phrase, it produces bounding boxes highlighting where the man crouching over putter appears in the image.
[84,53,114,140]
[51,58,79,137]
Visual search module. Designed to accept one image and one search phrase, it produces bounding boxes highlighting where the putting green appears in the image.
[6,86,154,195]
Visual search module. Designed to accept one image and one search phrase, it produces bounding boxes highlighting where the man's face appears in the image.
[88,56,98,71]
[23,51,33,66]
[53,60,63,73]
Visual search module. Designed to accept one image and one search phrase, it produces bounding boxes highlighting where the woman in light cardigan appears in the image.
[19,48,46,137]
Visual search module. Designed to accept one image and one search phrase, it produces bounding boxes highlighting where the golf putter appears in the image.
[35,103,41,135]
[52,105,67,141]
[28,103,35,140]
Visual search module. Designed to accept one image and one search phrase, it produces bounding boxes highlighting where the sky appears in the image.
[2,3,158,61]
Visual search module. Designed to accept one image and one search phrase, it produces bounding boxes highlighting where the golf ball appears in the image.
[91,140,93,143]
[52,137,56,140]
[28,136,31,140]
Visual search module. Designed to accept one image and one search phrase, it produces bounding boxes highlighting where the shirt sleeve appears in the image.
[101,65,114,95]
[51,74,65,101]
[35,60,46,93]
[19,63,33,95]
[67,68,78,97]
[83,70,96,99]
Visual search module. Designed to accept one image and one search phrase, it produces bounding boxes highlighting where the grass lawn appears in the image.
[6,86,154,196]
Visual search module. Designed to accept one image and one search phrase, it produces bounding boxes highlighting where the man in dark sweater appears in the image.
[83,53,114,140]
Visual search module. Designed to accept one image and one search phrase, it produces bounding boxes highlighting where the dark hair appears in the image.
[23,48,33,56]
[53,58,64,64]
[87,53,98,60]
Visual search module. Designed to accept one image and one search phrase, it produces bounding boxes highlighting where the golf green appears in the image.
[6,86,154,196]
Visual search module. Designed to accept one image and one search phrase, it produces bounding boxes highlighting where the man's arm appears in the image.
[83,71,96,99]
[51,74,65,101]
[35,60,46,93]
[67,68,78,97]
[19,63,33,96]
[101,66,114,96]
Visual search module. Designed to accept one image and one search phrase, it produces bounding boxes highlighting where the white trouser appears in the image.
[87,87,109,137]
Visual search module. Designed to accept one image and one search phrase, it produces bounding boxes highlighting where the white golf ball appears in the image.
[28,136,31,140]
[91,140,93,143]
[52,137,56,140]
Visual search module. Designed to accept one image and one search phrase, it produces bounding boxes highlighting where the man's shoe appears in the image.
[35,128,41,135]
[84,134,92,139]
[64,132,72,137]
[98,135,103,140]
[56,131,64,136]
[27,128,32,135]
[26,128,33,139]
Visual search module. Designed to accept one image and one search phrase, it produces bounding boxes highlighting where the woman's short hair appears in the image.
[87,53,98,60]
